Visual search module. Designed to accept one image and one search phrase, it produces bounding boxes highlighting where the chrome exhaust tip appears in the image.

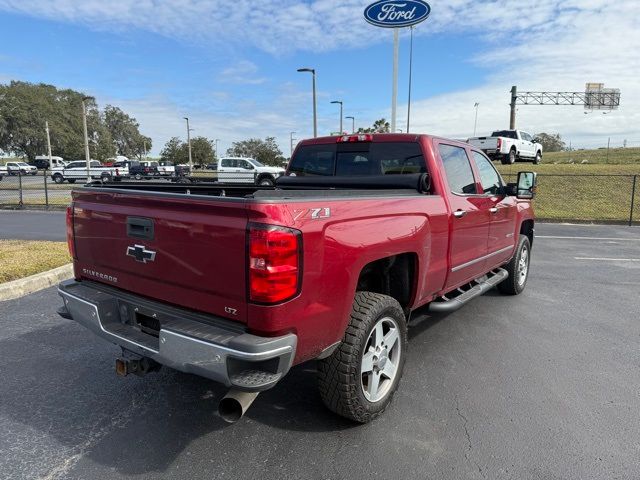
[218,389,260,423]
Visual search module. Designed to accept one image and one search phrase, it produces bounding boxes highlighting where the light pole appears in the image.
[345,116,355,134]
[290,131,296,158]
[214,139,220,160]
[183,117,192,169]
[297,68,317,137]
[473,102,479,137]
[331,100,343,134]
[82,96,93,183]
[407,25,414,133]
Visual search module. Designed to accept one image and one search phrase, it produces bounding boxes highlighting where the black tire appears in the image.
[498,235,531,295]
[317,291,408,423]
[257,176,275,186]
[134,173,142,181]
[501,148,516,165]
[533,152,541,164]
[52,174,64,184]
[101,174,112,182]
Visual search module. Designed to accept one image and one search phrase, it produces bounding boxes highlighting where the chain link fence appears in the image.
[2,171,639,225]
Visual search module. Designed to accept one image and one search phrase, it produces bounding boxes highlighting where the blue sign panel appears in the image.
[364,0,431,28]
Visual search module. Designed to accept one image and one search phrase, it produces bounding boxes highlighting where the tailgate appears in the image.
[469,137,498,149]
[71,189,249,323]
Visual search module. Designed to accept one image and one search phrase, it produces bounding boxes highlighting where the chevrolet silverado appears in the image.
[57,133,536,423]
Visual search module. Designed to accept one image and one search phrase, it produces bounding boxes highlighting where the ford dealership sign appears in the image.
[364,0,431,28]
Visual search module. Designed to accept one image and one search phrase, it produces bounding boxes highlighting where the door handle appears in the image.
[489,207,498,214]
[453,210,467,218]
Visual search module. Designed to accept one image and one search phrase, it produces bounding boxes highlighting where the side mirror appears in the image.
[515,171,537,199]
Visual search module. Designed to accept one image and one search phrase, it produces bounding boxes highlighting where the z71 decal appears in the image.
[293,207,331,221]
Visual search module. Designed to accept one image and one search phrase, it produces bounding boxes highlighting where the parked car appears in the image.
[113,160,156,180]
[217,157,284,185]
[50,160,120,184]
[205,162,218,170]
[4,161,38,175]
[468,129,542,164]
[57,133,536,424]
[30,155,66,170]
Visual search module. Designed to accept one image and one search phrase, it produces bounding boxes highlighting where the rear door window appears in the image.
[472,151,502,194]
[288,142,426,176]
[438,144,477,195]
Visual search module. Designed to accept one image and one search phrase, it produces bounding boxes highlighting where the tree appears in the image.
[0,81,132,161]
[103,105,151,159]
[357,118,391,134]
[160,136,215,165]
[189,136,215,165]
[160,137,187,164]
[534,132,565,152]
[226,137,284,166]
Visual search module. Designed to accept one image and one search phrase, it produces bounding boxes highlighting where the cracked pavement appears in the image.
[0,223,639,479]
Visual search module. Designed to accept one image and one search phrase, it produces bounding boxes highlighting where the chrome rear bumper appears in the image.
[57,279,296,391]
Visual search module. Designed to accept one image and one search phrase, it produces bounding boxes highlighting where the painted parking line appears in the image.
[537,236,640,242]
[574,257,640,262]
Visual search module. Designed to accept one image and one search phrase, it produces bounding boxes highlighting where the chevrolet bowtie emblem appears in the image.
[126,244,156,263]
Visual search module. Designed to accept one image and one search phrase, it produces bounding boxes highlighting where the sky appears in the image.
[0,0,639,156]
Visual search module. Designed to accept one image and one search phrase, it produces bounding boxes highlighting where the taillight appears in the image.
[66,205,76,259]
[115,168,120,177]
[496,138,502,149]
[248,224,301,303]
[337,134,373,143]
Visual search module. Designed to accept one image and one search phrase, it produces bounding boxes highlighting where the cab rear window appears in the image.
[288,142,426,176]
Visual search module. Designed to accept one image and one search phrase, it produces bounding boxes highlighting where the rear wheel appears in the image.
[257,176,275,186]
[498,235,531,295]
[318,292,407,423]
[502,148,516,165]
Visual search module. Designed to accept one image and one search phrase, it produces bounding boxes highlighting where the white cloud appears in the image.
[1,0,638,149]
[219,61,267,85]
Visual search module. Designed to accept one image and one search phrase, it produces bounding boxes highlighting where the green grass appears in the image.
[496,163,639,223]
[0,240,71,283]
[541,147,640,165]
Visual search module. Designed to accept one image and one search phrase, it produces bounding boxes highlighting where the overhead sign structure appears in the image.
[364,0,431,28]
[364,1,431,132]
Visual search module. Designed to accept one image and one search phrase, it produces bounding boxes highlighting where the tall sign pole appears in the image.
[391,29,399,132]
[364,0,430,132]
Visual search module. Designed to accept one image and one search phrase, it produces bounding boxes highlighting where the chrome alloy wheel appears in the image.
[360,316,401,403]
[517,244,529,286]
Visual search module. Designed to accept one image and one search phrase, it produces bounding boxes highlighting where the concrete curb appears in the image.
[0,263,73,301]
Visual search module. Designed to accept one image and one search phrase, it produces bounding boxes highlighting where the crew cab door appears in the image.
[436,142,492,289]
[471,151,517,268]
[519,132,534,158]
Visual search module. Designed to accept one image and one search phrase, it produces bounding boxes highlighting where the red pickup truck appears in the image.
[57,133,536,423]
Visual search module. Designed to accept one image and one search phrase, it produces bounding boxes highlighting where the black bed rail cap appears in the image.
[276,173,430,193]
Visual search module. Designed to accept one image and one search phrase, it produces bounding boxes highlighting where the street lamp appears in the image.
[345,116,355,134]
[330,100,343,134]
[290,131,296,158]
[473,102,480,137]
[81,96,93,184]
[297,68,317,138]
[183,117,193,169]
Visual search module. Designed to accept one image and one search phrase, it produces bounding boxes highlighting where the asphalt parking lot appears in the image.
[0,224,639,480]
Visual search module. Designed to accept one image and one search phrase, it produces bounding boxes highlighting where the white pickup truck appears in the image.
[50,160,122,184]
[218,157,285,186]
[1,161,39,175]
[468,129,542,165]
